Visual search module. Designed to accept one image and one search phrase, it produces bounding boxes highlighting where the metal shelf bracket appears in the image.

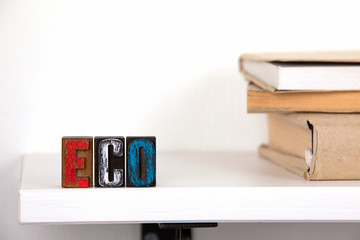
[142,223,218,240]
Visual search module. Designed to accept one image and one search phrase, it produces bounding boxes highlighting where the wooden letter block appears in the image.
[62,137,93,188]
[126,137,156,187]
[94,137,125,187]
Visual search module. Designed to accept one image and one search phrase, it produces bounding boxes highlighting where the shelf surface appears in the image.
[19,151,360,224]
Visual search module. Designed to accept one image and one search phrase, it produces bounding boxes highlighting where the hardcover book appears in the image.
[239,51,360,91]
[262,113,360,180]
[247,83,360,113]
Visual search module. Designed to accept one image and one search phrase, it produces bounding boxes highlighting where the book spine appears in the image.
[307,122,360,180]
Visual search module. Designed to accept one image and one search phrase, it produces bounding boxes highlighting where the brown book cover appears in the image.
[247,83,360,113]
[262,113,360,180]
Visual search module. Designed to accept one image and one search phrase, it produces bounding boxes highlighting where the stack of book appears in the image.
[239,51,360,180]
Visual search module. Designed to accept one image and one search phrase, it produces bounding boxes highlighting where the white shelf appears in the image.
[19,151,360,224]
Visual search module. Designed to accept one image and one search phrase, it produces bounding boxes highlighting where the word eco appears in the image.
[61,136,156,188]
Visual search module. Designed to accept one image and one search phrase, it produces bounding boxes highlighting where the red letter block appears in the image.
[62,137,93,188]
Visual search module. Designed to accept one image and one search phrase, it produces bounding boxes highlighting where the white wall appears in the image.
[1,0,360,239]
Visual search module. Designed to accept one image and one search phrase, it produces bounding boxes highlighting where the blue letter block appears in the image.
[126,137,156,187]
